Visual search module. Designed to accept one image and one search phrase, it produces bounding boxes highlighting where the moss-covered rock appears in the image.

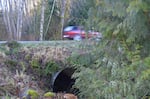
[44,92,55,98]
[27,89,39,99]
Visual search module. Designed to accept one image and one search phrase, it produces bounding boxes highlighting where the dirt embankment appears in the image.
[0,40,94,98]
[0,43,73,98]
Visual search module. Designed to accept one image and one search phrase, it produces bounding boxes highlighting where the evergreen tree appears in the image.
[68,0,95,26]
[71,0,150,98]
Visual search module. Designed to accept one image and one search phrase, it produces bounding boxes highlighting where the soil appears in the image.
[0,44,72,98]
[0,41,93,98]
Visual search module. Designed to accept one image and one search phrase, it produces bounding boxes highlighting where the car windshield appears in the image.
[64,26,80,31]
[64,26,73,31]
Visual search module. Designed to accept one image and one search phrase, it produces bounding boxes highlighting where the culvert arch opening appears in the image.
[52,68,77,94]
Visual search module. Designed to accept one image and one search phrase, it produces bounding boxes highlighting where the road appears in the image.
[0,40,86,48]
[0,40,79,44]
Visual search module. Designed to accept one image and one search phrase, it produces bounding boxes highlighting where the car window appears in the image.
[64,26,82,31]
[72,26,79,30]
[64,26,74,31]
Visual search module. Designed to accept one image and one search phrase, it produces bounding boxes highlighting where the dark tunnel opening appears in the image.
[52,68,76,93]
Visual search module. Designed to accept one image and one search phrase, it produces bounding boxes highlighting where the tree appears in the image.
[0,0,42,41]
[16,0,24,40]
[71,0,150,98]
[44,0,57,39]
[67,0,95,26]
[0,0,73,40]
[1,0,25,40]
[39,0,45,41]
[56,0,71,39]
[43,0,72,40]
[1,0,13,40]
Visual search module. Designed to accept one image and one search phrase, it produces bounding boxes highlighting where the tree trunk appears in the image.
[39,0,45,41]
[16,0,24,40]
[60,0,67,40]
[8,0,17,40]
[45,0,57,39]
[2,0,13,41]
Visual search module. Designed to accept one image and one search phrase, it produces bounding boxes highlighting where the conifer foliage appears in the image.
[72,0,150,98]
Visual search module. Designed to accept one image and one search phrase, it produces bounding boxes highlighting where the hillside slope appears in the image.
[0,40,96,98]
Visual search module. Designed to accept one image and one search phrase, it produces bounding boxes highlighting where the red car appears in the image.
[63,26,102,40]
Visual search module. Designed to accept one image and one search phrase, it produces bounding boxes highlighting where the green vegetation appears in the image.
[44,61,60,75]
[30,59,60,79]
[30,59,41,68]
[6,41,21,49]
[68,0,150,99]
[5,60,18,71]
[0,0,150,98]
[5,41,21,55]
[27,89,39,99]
[44,91,55,97]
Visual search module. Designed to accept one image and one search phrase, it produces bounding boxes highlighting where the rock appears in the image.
[64,93,78,99]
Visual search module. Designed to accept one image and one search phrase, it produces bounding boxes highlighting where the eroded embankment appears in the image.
[0,41,93,98]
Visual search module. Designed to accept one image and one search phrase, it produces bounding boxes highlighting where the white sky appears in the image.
[0,0,2,10]
[0,0,6,10]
